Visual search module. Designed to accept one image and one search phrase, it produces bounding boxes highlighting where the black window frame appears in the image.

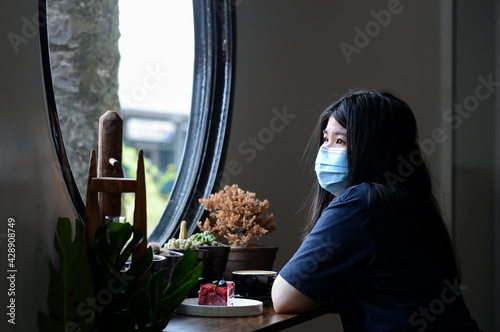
[39,0,235,244]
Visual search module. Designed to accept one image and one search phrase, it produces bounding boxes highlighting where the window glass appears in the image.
[47,0,194,235]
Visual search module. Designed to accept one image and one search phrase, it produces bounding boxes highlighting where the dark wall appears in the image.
[225,0,497,330]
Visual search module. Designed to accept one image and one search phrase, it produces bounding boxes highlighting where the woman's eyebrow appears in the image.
[334,130,347,136]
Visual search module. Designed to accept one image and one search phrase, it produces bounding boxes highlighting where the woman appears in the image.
[272,91,481,331]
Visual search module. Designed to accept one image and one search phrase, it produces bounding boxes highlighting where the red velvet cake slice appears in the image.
[198,280,234,306]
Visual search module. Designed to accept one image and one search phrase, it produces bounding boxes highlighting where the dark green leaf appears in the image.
[167,249,197,288]
[128,287,153,329]
[94,222,134,272]
[110,226,145,271]
[148,268,168,309]
[91,224,153,329]
[124,246,153,280]
[153,251,203,322]
[127,249,203,331]
[155,262,203,319]
[38,218,95,332]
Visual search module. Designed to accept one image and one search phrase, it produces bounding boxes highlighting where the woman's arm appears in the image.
[271,274,322,313]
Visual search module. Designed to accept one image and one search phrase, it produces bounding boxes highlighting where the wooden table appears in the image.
[163,302,336,332]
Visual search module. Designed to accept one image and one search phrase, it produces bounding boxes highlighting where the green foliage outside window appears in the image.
[121,144,177,237]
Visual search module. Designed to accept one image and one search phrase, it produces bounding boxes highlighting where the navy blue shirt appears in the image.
[279,183,481,331]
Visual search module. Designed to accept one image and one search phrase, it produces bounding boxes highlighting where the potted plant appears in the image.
[197,184,278,280]
[165,221,229,288]
[147,241,184,286]
[38,217,202,332]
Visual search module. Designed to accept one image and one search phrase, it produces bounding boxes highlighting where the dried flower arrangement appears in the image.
[198,184,276,247]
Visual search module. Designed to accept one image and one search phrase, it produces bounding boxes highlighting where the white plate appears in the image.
[175,298,263,317]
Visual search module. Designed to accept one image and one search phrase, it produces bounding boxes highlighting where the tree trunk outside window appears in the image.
[47,0,121,198]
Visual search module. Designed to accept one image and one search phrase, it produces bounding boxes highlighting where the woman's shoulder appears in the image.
[341,181,410,199]
[317,183,378,234]
[334,182,373,204]
[332,182,410,212]
[324,183,373,213]
[339,182,371,197]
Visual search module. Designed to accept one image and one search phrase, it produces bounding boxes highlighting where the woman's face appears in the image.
[322,116,347,149]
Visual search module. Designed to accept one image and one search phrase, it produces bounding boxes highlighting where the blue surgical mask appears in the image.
[315,146,348,196]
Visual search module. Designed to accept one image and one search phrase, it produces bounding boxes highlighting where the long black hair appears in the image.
[302,90,460,282]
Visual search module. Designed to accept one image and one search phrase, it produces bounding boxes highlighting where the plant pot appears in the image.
[168,248,209,266]
[198,245,231,282]
[169,248,209,297]
[155,250,184,285]
[224,245,279,281]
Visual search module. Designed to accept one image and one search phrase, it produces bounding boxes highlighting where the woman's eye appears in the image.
[336,138,346,144]
[323,137,329,142]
